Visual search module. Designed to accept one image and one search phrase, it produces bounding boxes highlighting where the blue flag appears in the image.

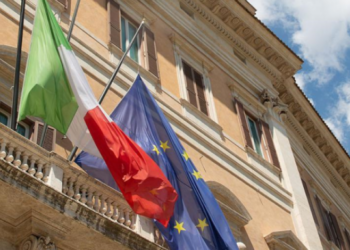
[76,75,239,250]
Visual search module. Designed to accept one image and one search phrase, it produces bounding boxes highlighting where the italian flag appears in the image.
[18,0,177,226]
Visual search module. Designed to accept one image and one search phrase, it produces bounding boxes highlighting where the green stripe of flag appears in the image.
[18,0,78,134]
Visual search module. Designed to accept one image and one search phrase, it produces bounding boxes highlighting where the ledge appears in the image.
[180,98,223,134]
[246,146,281,175]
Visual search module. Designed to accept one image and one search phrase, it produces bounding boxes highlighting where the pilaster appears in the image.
[261,91,323,250]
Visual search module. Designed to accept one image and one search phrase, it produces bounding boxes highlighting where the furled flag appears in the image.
[18,0,177,226]
[76,75,239,250]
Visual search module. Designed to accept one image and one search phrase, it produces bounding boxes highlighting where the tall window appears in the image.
[315,196,345,249]
[235,99,280,168]
[108,0,159,77]
[247,117,263,157]
[182,60,208,116]
[121,16,139,63]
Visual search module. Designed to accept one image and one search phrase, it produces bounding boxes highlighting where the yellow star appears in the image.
[182,151,189,161]
[149,189,158,196]
[152,145,160,155]
[174,221,186,234]
[196,218,209,232]
[192,170,202,180]
[160,140,170,152]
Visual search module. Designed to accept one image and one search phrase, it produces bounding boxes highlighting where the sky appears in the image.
[247,0,350,154]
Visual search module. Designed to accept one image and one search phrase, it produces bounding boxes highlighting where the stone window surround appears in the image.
[171,34,218,123]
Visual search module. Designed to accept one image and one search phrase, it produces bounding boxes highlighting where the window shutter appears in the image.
[145,27,158,77]
[56,0,68,8]
[109,0,121,48]
[315,196,332,241]
[235,99,253,149]
[301,180,319,226]
[33,122,56,152]
[193,70,208,116]
[329,213,345,249]
[261,120,280,168]
[182,61,197,108]
[344,229,350,249]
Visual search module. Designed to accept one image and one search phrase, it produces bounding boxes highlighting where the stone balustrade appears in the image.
[0,123,164,247]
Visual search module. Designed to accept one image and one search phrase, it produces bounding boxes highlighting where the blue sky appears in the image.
[248,0,350,154]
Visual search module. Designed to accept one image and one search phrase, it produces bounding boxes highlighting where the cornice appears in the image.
[183,0,299,80]
[286,112,350,205]
[279,80,350,189]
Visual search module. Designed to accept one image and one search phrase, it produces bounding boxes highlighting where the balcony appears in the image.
[0,123,167,249]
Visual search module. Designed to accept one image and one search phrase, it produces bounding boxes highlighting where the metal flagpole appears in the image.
[11,0,26,131]
[39,0,81,147]
[67,19,145,161]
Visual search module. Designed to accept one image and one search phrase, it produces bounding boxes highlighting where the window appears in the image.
[247,117,263,157]
[108,0,159,77]
[0,110,30,138]
[0,112,8,125]
[121,16,139,63]
[315,196,346,249]
[235,99,280,168]
[182,60,208,116]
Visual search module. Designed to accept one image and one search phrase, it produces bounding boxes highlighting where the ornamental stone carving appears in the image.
[19,235,57,250]
[260,89,288,120]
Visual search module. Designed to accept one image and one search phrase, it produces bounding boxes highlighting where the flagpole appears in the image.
[67,19,145,161]
[39,0,81,147]
[11,0,26,131]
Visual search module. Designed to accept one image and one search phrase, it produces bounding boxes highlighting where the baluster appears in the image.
[42,165,50,183]
[87,188,94,208]
[67,178,74,197]
[106,199,113,218]
[112,202,119,221]
[99,195,107,215]
[80,185,87,204]
[20,154,29,172]
[118,207,125,224]
[35,161,44,180]
[93,192,100,211]
[130,213,136,230]
[28,158,36,176]
[13,149,22,167]
[62,176,68,194]
[0,141,7,159]
[5,146,14,163]
[74,182,81,201]
[124,209,131,227]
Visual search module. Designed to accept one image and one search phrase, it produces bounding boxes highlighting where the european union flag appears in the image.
[76,75,238,250]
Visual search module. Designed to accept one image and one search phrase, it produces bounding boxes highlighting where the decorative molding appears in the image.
[19,235,56,250]
[265,230,307,250]
[182,0,299,80]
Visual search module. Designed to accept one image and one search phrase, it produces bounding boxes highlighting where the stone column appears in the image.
[264,99,323,250]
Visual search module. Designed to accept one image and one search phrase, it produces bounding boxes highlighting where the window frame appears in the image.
[121,15,141,64]
[235,99,280,168]
[246,116,264,158]
[174,49,218,122]
[181,60,208,116]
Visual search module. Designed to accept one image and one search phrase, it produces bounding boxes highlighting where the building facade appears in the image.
[0,0,350,249]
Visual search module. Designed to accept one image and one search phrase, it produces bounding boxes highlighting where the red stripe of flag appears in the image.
[84,106,178,227]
